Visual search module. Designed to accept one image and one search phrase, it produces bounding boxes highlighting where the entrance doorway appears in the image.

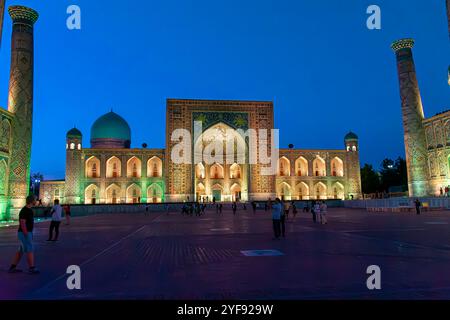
[212,189,222,202]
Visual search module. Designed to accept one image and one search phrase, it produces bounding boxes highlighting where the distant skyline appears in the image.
[0,0,448,179]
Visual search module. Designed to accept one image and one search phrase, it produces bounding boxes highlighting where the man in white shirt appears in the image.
[47,199,63,242]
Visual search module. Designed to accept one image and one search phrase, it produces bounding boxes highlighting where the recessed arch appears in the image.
[331,157,344,177]
[278,156,291,177]
[195,162,205,179]
[210,163,224,179]
[333,182,345,200]
[0,159,8,195]
[85,184,99,204]
[296,181,310,200]
[126,183,141,203]
[147,156,163,178]
[230,163,242,179]
[127,156,142,178]
[194,122,247,165]
[278,181,292,200]
[106,183,121,204]
[314,182,327,199]
[106,156,122,178]
[147,183,163,203]
[85,156,101,178]
[313,156,326,177]
[230,183,242,201]
[295,156,308,177]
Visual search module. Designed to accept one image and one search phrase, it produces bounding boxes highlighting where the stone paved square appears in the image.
[1,206,450,300]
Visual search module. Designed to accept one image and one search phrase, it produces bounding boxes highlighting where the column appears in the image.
[7,6,39,215]
[391,39,429,196]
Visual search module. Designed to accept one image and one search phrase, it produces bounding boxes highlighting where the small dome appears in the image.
[90,111,131,148]
[344,132,358,140]
[67,127,82,138]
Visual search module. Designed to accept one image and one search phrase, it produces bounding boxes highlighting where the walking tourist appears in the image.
[283,200,290,220]
[292,201,297,220]
[303,202,309,213]
[320,201,328,225]
[8,195,40,274]
[280,201,289,237]
[271,198,282,240]
[252,201,257,214]
[311,201,317,223]
[314,202,321,224]
[414,198,422,215]
[47,199,63,241]
[63,204,71,225]
[232,202,237,215]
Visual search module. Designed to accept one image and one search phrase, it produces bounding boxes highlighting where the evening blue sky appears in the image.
[0,0,449,179]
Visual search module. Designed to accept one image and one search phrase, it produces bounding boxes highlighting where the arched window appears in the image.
[92,163,97,178]
[230,163,241,179]
[331,157,344,177]
[313,157,326,177]
[210,163,224,179]
[147,157,163,178]
[295,157,308,177]
[278,157,291,176]
[127,157,142,178]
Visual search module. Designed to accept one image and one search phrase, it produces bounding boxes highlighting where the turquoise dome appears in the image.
[91,112,131,141]
[66,127,82,138]
[344,132,358,140]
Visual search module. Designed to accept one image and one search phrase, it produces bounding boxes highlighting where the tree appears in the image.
[29,172,44,197]
[360,164,380,194]
[379,157,407,192]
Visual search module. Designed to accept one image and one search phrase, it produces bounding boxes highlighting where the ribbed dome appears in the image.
[344,132,358,140]
[66,127,82,138]
[90,112,131,149]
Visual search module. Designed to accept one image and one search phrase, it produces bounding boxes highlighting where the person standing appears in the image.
[271,198,282,240]
[63,204,71,225]
[314,202,321,224]
[232,201,237,215]
[219,203,223,214]
[414,198,422,215]
[47,199,63,241]
[311,201,317,223]
[280,201,289,237]
[8,195,40,274]
[252,201,257,214]
[283,201,290,221]
[320,201,328,225]
[292,201,297,221]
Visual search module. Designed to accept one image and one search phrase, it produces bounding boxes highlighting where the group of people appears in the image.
[181,202,207,216]
[8,196,72,275]
[269,199,328,240]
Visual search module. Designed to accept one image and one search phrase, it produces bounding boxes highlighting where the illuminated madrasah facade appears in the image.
[39,99,362,205]
[391,1,450,197]
[0,5,38,219]
[0,4,362,214]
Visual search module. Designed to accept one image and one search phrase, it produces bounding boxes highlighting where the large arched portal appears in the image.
[194,122,248,202]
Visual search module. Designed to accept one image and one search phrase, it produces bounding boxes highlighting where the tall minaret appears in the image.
[0,0,5,48]
[391,39,429,197]
[7,6,39,214]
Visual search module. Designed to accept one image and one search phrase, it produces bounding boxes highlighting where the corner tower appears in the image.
[344,132,362,199]
[7,6,39,214]
[391,39,429,197]
[65,128,83,204]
